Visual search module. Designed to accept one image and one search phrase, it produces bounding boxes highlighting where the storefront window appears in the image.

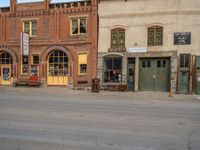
[103,57,122,83]
[30,55,39,76]
[78,54,87,74]
[48,50,68,76]
[22,56,29,74]
[32,55,39,65]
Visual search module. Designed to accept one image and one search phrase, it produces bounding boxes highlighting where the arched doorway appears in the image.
[47,50,68,85]
[0,52,13,85]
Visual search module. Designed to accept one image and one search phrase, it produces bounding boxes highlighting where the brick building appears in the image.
[0,0,97,87]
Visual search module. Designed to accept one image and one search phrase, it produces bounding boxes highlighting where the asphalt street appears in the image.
[0,87,200,150]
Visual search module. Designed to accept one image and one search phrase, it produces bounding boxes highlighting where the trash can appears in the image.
[91,77,100,93]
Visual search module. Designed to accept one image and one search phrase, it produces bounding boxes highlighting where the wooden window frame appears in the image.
[103,56,122,83]
[70,17,87,35]
[21,55,29,75]
[48,50,68,77]
[148,26,163,46]
[78,54,88,75]
[111,28,125,48]
[31,55,39,65]
[180,54,190,68]
[22,20,37,37]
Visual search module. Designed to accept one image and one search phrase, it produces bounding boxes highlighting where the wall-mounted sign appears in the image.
[198,77,200,82]
[128,47,147,53]
[20,32,29,56]
[174,32,191,45]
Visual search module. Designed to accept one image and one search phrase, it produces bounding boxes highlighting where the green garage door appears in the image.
[139,58,170,92]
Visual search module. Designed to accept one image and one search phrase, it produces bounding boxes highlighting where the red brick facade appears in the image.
[0,0,98,87]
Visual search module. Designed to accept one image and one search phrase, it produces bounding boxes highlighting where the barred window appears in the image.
[148,26,163,46]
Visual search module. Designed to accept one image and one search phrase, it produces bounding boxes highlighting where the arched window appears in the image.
[0,52,13,78]
[48,50,68,77]
[148,26,163,46]
[0,52,13,64]
[111,28,125,49]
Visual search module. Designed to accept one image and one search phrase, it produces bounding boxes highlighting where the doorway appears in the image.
[1,65,11,85]
[47,50,68,85]
[127,58,135,91]
[139,58,170,92]
[0,52,13,85]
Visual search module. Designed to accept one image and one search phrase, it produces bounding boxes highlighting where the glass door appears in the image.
[1,65,11,85]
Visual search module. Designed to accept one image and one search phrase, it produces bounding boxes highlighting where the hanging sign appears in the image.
[174,32,191,45]
[20,32,29,56]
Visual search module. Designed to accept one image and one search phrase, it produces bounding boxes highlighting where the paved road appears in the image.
[0,87,200,150]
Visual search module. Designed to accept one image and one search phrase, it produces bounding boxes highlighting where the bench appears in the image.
[28,76,40,87]
[16,75,29,86]
[104,84,127,91]
[117,84,127,92]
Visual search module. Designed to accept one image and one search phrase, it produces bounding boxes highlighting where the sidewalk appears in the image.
[0,86,199,101]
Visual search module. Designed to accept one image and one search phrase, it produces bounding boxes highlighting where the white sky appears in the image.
[0,0,84,7]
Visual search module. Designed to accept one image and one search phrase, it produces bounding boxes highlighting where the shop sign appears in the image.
[20,32,29,56]
[198,77,200,81]
[128,47,147,53]
[174,32,191,45]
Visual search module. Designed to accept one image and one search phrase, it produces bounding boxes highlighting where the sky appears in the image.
[0,0,82,7]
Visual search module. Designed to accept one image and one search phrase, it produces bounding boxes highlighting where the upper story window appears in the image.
[70,17,87,35]
[23,20,37,37]
[111,28,125,48]
[148,26,163,46]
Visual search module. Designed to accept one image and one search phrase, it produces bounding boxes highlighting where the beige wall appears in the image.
[98,0,200,55]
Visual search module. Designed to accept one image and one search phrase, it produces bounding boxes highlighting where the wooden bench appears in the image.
[117,84,127,92]
[16,75,29,86]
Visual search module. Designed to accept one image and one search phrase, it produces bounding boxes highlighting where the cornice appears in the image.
[2,8,94,18]
[99,9,200,19]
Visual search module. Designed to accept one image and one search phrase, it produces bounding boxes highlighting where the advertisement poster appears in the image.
[3,68,10,81]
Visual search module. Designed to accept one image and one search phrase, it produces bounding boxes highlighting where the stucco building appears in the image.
[97,0,200,94]
[0,0,97,87]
